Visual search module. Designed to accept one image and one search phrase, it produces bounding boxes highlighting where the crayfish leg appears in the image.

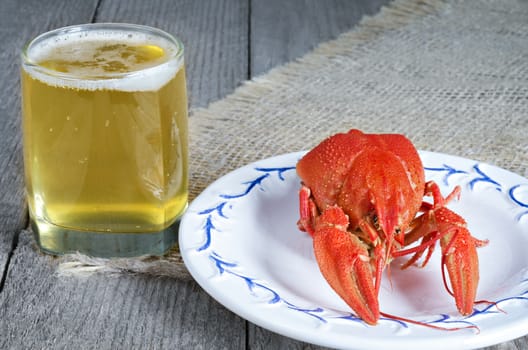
[297,184,318,236]
[396,210,440,269]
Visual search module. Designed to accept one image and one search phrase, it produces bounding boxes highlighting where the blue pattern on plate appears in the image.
[467,164,502,191]
[509,185,528,221]
[423,164,468,186]
[193,157,528,329]
[426,163,527,222]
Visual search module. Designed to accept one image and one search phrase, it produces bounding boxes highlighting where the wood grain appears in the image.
[0,230,246,349]
[1,0,525,349]
[0,0,98,287]
[250,0,389,76]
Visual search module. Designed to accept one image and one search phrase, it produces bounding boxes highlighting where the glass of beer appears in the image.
[21,23,188,257]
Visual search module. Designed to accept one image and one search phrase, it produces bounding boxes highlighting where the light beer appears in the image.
[21,24,188,256]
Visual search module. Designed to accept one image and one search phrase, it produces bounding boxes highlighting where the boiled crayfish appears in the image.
[296,129,488,326]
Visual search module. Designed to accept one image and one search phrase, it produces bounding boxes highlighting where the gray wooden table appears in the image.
[0,1,526,349]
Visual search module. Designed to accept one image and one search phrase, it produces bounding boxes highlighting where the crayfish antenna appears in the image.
[379,312,480,333]
[475,299,505,314]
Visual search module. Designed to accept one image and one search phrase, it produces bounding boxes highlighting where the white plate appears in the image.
[179,151,528,350]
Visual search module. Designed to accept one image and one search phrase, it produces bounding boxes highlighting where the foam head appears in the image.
[22,24,184,92]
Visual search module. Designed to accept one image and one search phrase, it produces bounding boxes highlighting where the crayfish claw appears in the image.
[437,207,482,316]
[312,206,380,325]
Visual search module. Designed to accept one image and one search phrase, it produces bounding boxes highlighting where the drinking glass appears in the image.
[21,23,188,257]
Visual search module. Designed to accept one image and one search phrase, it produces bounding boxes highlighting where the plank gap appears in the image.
[0,225,24,293]
[0,203,29,294]
[91,0,103,23]
[245,320,250,349]
[247,0,252,79]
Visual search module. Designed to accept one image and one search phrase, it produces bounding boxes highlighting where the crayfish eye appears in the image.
[372,215,380,230]
[395,228,401,234]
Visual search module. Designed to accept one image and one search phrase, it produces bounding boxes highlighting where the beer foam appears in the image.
[24,28,183,92]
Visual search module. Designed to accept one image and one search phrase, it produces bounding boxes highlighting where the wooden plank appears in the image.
[95,0,249,107]
[250,0,391,76]
[0,0,98,286]
[0,230,246,349]
[1,0,524,348]
[248,1,391,348]
[248,325,334,350]
[0,0,249,349]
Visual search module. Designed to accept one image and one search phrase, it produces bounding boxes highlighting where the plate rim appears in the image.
[179,150,528,350]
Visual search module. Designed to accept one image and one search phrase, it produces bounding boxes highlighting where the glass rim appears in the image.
[21,22,184,81]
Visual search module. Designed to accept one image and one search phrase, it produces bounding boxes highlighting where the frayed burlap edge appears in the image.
[58,245,192,280]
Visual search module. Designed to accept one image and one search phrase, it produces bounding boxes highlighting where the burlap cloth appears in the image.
[58,0,528,278]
